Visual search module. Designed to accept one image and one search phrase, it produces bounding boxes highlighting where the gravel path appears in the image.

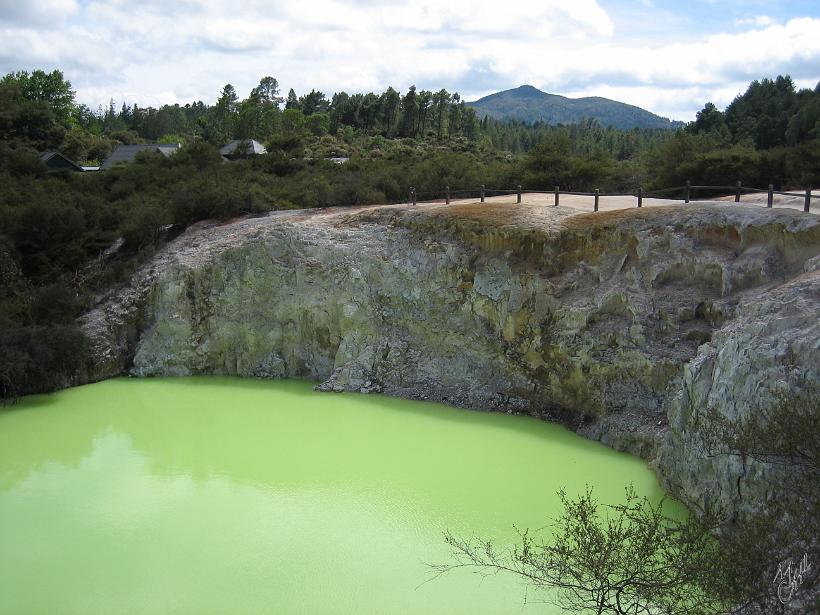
[410,190,816,213]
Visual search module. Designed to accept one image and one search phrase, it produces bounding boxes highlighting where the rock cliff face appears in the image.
[81,201,819,518]
[657,263,819,517]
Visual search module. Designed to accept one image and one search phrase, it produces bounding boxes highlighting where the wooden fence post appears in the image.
[805,188,812,213]
[412,187,417,206]
[735,181,741,203]
[517,185,522,204]
[480,184,485,203]
[445,185,450,205]
[594,189,599,212]
[685,180,691,204]
[637,187,642,208]
[409,186,414,206]
[554,185,560,207]
[767,184,774,208]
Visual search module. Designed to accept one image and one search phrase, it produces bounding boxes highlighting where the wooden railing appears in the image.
[407,181,816,213]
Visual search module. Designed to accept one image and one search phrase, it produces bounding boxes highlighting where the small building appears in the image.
[220,139,267,159]
[326,157,350,164]
[100,143,181,170]
[40,151,84,172]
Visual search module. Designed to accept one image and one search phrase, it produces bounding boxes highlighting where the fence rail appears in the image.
[405,181,816,213]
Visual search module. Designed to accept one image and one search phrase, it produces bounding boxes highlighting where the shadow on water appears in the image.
[0,392,60,413]
[0,376,670,509]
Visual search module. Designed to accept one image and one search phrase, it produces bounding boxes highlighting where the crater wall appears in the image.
[81,201,820,519]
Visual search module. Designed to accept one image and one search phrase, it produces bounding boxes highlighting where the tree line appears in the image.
[645,75,820,190]
[17,74,481,163]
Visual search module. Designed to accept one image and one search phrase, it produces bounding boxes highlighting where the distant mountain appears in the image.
[467,85,682,130]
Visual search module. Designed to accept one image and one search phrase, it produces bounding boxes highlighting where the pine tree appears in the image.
[285,88,300,110]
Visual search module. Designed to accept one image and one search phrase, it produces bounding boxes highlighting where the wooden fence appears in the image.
[407,181,815,213]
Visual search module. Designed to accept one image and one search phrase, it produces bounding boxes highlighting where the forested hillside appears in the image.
[1,69,819,399]
[467,85,682,130]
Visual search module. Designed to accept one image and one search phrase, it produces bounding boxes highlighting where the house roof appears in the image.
[40,151,84,171]
[219,139,267,156]
[100,143,181,170]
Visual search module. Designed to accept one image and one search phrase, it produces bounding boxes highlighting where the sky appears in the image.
[1,0,819,121]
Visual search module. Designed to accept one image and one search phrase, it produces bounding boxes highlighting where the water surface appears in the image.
[0,378,677,614]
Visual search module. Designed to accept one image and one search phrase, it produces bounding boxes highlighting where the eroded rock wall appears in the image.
[656,265,819,517]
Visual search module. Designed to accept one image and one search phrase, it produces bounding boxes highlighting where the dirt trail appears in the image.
[285,190,816,226]
[407,190,816,214]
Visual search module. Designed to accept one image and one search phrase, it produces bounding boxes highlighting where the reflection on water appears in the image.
[0,378,679,614]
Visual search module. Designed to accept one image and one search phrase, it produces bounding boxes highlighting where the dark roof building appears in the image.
[220,139,267,158]
[100,143,181,170]
[40,151,84,172]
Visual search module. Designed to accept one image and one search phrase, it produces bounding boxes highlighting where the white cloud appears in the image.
[517,18,820,88]
[0,0,79,27]
[0,1,817,121]
[475,17,820,119]
[735,15,776,28]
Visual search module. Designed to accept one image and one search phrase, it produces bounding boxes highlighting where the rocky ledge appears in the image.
[80,201,819,520]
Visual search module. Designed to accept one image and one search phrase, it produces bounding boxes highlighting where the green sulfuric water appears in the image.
[0,378,682,614]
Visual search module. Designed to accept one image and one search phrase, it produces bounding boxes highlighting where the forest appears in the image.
[1,69,819,399]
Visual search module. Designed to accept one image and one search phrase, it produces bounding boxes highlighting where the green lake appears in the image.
[0,378,679,614]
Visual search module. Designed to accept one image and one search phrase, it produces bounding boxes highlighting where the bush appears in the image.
[173,141,222,171]
[2,146,47,178]
[121,202,171,252]
[30,281,80,324]
[433,486,729,615]
[0,321,87,401]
